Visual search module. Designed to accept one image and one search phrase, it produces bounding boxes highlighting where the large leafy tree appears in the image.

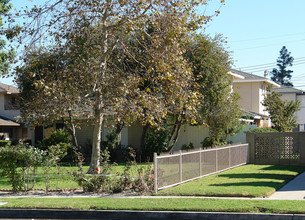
[9,0,224,172]
[0,0,15,75]
[271,46,294,87]
[186,34,243,146]
[262,90,300,132]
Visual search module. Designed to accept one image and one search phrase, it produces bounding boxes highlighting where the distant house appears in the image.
[273,86,305,131]
[231,69,281,127]
[0,82,30,141]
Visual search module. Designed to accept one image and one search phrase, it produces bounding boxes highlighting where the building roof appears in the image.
[242,109,269,120]
[231,69,281,88]
[0,83,19,94]
[0,116,20,126]
[273,86,305,94]
[228,71,245,80]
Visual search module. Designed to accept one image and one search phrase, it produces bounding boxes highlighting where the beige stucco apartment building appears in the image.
[231,69,280,127]
[0,82,30,141]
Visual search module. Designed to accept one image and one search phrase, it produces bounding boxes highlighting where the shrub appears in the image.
[72,149,113,193]
[247,127,278,133]
[181,142,194,151]
[201,137,227,148]
[143,127,169,161]
[0,144,45,192]
[40,129,72,162]
[0,140,11,147]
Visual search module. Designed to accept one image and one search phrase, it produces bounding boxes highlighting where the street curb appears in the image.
[0,209,305,220]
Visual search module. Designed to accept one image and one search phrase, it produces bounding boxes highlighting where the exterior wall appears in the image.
[280,93,297,102]
[227,124,257,144]
[259,84,268,115]
[0,94,20,120]
[297,95,305,126]
[127,122,143,151]
[121,127,128,147]
[75,124,114,148]
[233,82,270,116]
[75,124,94,148]
[172,124,257,152]
[234,82,261,114]
[172,125,210,152]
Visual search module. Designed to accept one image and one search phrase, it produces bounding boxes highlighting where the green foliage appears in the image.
[186,34,243,145]
[11,0,225,173]
[247,127,278,133]
[40,129,71,150]
[128,148,154,194]
[262,91,300,132]
[42,143,69,191]
[181,142,194,151]
[40,129,72,162]
[73,149,113,193]
[0,144,45,192]
[271,46,294,87]
[0,140,11,147]
[72,148,154,194]
[201,137,227,148]
[143,126,169,161]
[0,0,15,76]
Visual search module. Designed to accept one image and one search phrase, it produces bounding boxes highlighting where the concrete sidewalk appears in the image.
[269,171,305,200]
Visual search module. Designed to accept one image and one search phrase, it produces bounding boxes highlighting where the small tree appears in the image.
[262,90,300,132]
[271,46,294,87]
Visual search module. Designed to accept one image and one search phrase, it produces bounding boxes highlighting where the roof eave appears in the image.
[228,71,245,80]
[233,79,281,88]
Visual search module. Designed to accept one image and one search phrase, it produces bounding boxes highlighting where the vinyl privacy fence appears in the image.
[153,143,249,193]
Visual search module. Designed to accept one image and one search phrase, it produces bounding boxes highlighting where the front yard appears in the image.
[1,164,305,214]
[157,164,305,197]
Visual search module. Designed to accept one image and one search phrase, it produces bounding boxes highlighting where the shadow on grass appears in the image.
[218,173,295,180]
[259,165,305,172]
[210,181,283,188]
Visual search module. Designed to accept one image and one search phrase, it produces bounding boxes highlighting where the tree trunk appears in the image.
[68,109,79,149]
[115,122,124,148]
[88,110,104,173]
[140,124,149,158]
[167,121,182,153]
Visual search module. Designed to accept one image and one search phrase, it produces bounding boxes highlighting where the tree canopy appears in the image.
[0,0,15,76]
[186,34,242,146]
[9,0,226,172]
[270,46,294,87]
[262,90,300,132]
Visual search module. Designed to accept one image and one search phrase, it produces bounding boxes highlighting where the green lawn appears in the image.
[157,164,305,197]
[0,163,152,190]
[1,197,305,214]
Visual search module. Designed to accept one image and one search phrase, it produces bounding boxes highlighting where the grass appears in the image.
[0,163,153,190]
[2,197,305,214]
[157,164,305,197]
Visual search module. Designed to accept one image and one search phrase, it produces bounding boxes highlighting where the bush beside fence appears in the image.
[153,143,249,193]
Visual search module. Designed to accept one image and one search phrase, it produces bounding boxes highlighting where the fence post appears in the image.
[229,146,231,168]
[179,150,183,183]
[216,148,218,171]
[154,152,158,193]
[239,144,242,164]
[199,149,202,176]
